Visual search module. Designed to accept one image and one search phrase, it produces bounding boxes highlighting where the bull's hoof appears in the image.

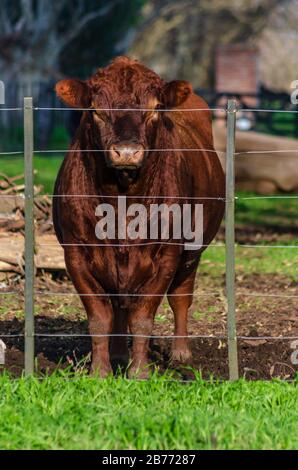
[90,363,113,378]
[170,346,192,364]
[127,364,151,380]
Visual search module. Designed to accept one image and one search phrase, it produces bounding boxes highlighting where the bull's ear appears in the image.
[163,80,192,108]
[55,79,91,108]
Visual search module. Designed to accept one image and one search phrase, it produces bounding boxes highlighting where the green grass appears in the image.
[235,195,298,228]
[201,242,298,281]
[0,372,297,450]
[0,154,64,194]
[254,106,298,138]
[0,124,66,192]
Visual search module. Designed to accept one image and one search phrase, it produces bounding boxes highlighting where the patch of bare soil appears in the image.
[1,272,297,380]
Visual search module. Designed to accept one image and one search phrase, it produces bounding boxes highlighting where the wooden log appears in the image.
[0,234,65,272]
[213,121,298,193]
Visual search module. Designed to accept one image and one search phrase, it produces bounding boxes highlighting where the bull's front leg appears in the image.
[128,296,161,379]
[128,252,178,379]
[64,248,113,377]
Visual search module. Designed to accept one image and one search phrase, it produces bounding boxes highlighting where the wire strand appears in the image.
[37,242,225,248]
[235,150,298,155]
[0,334,23,337]
[1,105,297,113]
[32,148,226,154]
[35,242,297,248]
[0,239,296,249]
[28,194,298,201]
[240,108,298,114]
[0,292,19,295]
[238,196,298,200]
[33,333,225,339]
[1,332,297,340]
[0,193,293,201]
[0,194,25,199]
[0,151,24,156]
[2,148,298,157]
[33,291,215,298]
[2,105,298,114]
[31,333,298,340]
[35,194,226,200]
[0,107,22,111]
[1,290,297,299]
[32,106,298,114]
[237,244,298,249]
[34,107,225,112]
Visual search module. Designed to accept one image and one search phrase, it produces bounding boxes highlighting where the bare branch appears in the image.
[20,0,34,25]
[58,0,121,52]
[37,0,69,23]
[68,0,87,25]
[35,1,54,35]
[0,0,13,35]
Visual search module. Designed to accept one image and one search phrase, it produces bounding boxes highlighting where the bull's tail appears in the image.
[109,299,129,371]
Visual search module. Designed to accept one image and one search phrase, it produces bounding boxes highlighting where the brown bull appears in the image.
[53,56,225,378]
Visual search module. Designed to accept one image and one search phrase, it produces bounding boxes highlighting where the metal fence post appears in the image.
[226,99,239,381]
[24,97,35,375]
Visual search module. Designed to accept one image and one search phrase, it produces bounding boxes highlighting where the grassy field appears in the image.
[0,372,297,450]
[0,154,63,194]
[254,109,298,138]
[204,244,298,281]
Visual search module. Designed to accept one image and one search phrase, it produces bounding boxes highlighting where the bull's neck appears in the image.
[94,153,161,196]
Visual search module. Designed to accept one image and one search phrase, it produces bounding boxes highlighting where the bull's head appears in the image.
[56,58,192,175]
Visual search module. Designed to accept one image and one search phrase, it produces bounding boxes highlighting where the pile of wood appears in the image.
[0,173,61,278]
[0,172,53,234]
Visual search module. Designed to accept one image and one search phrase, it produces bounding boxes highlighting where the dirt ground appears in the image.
[1,268,297,380]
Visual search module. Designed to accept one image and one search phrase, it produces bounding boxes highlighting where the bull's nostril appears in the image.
[109,146,123,160]
[108,143,145,167]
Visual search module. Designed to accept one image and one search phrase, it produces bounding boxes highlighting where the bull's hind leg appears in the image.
[64,249,113,378]
[127,249,184,378]
[167,261,199,363]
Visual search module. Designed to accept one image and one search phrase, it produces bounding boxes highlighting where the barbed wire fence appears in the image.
[0,98,297,380]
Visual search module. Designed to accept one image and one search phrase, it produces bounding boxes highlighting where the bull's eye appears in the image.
[145,104,163,123]
[146,112,157,122]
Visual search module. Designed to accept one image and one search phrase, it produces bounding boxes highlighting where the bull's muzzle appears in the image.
[107,142,145,169]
